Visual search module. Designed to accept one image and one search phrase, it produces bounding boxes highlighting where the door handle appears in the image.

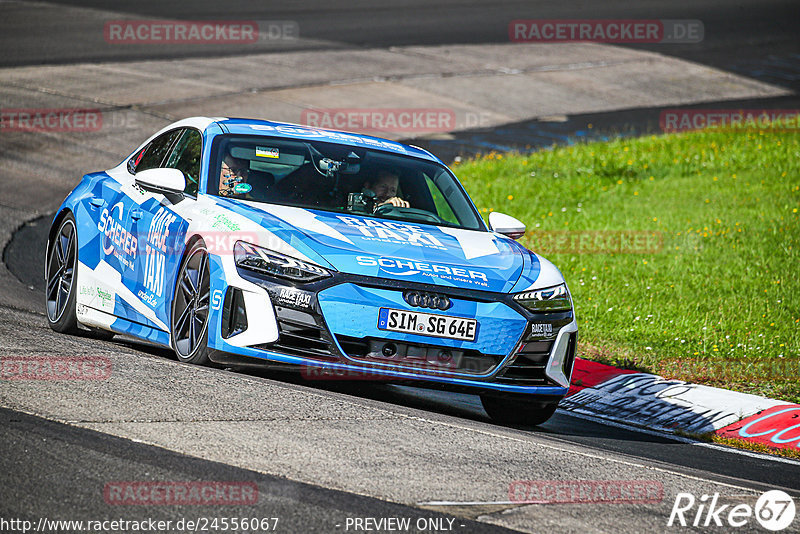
[130,209,144,221]
[89,197,105,208]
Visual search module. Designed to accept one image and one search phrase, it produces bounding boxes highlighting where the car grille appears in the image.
[334,334,501,375]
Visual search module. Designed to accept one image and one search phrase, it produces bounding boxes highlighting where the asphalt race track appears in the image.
[1,1,799,533]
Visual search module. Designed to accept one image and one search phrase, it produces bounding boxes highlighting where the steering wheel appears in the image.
[374,203,444,224]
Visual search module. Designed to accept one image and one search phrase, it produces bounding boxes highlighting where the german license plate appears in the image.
[377,308,478,342]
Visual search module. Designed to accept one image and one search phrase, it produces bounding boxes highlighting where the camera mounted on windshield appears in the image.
[315,150,361,200]
[347,189,377,214]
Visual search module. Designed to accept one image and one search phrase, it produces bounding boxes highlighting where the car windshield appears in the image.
[208,135,485,231]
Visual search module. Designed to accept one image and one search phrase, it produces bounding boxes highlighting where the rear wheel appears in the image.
[46,214,79,334]
[480,395,559,426]
[171,240,212,365]
[45,213,116,340]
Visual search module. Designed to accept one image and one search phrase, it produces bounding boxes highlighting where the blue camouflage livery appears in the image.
[47,117,578,412]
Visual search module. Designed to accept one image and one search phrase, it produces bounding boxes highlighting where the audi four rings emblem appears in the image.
[403,291,452,310]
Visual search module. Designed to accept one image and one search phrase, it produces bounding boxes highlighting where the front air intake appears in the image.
[264,307,338,361]
[562,333,577,382]
[221,288,248,339]
[495,340,554,385]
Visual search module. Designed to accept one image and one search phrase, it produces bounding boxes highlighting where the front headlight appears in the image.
[513,283,572,312]
[234,241,332,283]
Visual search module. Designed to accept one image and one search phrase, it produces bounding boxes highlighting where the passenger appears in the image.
[217,154,250,197]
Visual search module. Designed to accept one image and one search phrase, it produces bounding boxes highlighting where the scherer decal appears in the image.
[143,207,177,298]
[98,202,137,269]
[356,255,489,287]
[211,289,223,311]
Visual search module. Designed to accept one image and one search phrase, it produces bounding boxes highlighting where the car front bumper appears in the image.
[209,267,577,397]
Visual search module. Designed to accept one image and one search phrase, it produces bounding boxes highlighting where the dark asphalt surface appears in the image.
[252,378,800,495]
[2,0,798,157]
[3,0,799,87]
[0,407,515,533]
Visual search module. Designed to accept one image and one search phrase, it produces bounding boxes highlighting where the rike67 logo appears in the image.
[668,490,795,531]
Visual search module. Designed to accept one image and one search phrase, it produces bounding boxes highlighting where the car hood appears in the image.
[219,199,542,293]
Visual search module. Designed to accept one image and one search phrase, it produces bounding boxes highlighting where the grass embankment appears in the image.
[455,125,799,403]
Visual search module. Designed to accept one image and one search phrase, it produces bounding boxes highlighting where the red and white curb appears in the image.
[561,359,800,452]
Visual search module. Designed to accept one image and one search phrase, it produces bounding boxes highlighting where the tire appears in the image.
[170,239,212,365]
[480,395,559,426]
[45,213,80,334]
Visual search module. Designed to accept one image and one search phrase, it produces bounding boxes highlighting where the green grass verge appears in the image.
[453,124,800,403]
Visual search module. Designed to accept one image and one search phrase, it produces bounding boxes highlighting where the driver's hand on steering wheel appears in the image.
[377,196,410,208]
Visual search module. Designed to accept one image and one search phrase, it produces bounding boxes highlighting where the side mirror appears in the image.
[135,168,186,198]
[488,211,526,240]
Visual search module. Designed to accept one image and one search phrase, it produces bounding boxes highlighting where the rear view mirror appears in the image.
[488,211,526,240]
[135,168,186,197]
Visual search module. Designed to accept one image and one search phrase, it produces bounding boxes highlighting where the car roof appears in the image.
[208,117,442,164]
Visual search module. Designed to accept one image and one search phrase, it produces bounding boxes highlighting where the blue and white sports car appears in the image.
[45,117,577,425]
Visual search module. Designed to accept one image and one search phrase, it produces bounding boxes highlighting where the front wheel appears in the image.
[170,240,212,365]
[480,395,559,426]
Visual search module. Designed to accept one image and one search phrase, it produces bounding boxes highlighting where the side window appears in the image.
[164,129,203,196]
[132,129,183,174]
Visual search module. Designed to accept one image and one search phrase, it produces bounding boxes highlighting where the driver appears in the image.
[218,153,250,197]
[363,170,410,209]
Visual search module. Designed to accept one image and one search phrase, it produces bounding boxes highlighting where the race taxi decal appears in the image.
[337,216,446,250]
[529,323,554,337]
[274,287,313,309]
[143,207,177,299]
